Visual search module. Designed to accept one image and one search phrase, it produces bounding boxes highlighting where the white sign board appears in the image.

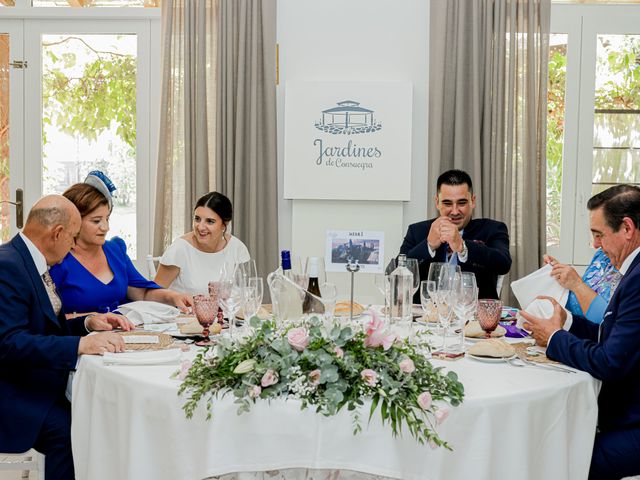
[284,81,412,200]
[325,230,385,273]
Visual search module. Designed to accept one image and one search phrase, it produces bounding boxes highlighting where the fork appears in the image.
[515,352,576,374]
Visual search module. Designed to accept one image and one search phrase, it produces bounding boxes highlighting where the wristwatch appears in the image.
[459,241,468,258]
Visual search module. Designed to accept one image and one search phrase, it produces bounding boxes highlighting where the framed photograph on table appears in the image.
[325,230,384,273]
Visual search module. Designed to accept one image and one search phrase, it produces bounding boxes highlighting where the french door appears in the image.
[549,5,640,265]
[0,17,158,268]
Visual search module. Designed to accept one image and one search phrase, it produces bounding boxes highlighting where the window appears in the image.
[0,5,160,270]
[547,4,640,264]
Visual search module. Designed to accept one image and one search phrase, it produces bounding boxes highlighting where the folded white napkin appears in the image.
[510,264,569,309]
[117,301,180,326]
[103,349,182,366]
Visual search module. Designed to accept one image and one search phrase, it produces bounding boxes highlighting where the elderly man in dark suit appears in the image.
[400,169,511,300]
[521,184,640,480]
[0,195,131,480]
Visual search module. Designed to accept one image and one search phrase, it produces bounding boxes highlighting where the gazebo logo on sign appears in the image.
[315,100,383,135]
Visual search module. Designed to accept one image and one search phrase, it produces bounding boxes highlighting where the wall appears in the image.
[276,0,430,304]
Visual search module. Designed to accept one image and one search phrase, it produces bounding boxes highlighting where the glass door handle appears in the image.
[0,188,23,229]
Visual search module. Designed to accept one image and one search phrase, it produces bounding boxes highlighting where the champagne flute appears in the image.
[435,267,456,351]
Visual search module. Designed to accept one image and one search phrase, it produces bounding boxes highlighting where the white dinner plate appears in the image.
[467,353,517,363]
[465,334,506,343]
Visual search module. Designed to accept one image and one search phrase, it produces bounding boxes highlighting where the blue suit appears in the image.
[400,217,511,300]
[0,235,86,480]
[547,252,640,480]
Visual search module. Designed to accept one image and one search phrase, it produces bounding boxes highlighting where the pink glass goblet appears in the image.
[193,294,219,346]
[477,299,503,338]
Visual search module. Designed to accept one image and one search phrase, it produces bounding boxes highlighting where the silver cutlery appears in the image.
[514,352,576,374]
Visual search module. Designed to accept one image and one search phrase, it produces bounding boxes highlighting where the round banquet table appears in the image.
[71,346,600,480]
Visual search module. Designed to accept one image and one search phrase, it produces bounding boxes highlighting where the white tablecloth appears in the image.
[71,349,600,480]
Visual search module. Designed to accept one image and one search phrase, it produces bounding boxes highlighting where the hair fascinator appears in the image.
[84,170,117,209]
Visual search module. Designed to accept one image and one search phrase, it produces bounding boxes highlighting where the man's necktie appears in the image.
[42,270,62,316]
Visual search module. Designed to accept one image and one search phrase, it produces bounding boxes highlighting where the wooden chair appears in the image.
[0,450,45,480]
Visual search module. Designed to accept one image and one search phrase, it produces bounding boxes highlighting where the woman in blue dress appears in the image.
[544,248,621,324]
[50,171,192,317]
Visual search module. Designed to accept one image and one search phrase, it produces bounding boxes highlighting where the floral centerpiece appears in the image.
[178,312,465,449]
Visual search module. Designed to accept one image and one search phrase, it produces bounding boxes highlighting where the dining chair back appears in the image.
[146,254,161,280]
[0,450,45,480]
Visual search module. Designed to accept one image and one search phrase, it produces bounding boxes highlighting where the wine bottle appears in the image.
[302,257,325,314]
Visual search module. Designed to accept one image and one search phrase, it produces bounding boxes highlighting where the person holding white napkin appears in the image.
[543,248,620,324]
[520,185,640,480]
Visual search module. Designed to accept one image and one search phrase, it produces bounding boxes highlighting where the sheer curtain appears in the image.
[215,0,278,279]
[154,0,218,255]
[429,0,550,302]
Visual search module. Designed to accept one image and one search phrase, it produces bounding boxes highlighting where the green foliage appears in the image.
[177,316,465,449]
[42,37,137,150]
[595,42,640,110]
[546,45,567,246]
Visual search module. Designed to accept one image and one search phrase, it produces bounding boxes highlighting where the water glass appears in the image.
[477,299,502,338]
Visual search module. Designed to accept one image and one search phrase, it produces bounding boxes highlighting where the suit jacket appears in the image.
[547,252,640,431]
[399,217,512,300]
[0,235,86,452]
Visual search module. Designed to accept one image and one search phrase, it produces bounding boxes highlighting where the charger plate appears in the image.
[118,331,175,351]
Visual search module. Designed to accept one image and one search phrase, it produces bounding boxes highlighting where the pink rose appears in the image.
[435,407,450,425]
[249,385,262,398]
[287,327,310,352]
[417,391,432,410]
[177,360,192,380]
[364,329,396,350]
[334,346,344,359]
[399,357,415,374]
[365,310,385,335]
[261,369,279,387]
[309,369,321,386]
[361,369,379,387]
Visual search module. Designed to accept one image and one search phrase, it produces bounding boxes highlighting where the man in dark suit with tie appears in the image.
[399,169,511,300]
[521,184,640,480]
[0,195,131,480]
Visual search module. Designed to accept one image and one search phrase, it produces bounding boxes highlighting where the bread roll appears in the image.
[468,339,515,358]
[334,301,364,317]
[464,321,506,338]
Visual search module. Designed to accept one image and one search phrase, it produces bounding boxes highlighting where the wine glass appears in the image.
[243,277,264,323]
[406,258,420,300]
[435,267,456,351]
[319,282,337,324]
[451,272,478,352]
[477,299,503,338]
[218,268,244,337]
[420,280,434,320]
[291,255,309,298]
[193,294,218,346]
[237,259,258,287]
[374,274,390,321]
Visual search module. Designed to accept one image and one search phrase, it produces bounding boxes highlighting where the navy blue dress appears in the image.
[50,237,161,314]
